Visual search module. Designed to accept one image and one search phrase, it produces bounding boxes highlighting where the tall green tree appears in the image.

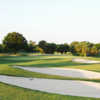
[45,43,57,54]
[38,40,47,53]
[0,44,3,53]
[89,46,99,56]
[95,43,100,50]
[57,44,69,54]
[3,32,28,53]
[70,41,80,55]
[80,42,89,56]
[28,41,37,52]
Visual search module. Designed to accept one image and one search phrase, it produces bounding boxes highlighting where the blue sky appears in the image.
[0,0,100,44]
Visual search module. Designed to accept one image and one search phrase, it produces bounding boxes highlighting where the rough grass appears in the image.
[0,82,99,100]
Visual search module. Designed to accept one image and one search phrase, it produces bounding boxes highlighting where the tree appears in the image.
[3,32,28,53]
[35,47,44,53]
[0,44,3,53]
[38,41,57,54]
[89,46,99,56]
[95,43,100,50]
[38,40,47,48]
[38,40,47,53]
[28,41,37,53]
[70,41,95,56]
[80,42,89,56]
[57,44,69,54]
[70,41,80,55]
[45,43,57,54]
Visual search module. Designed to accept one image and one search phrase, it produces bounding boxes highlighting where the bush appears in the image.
[66,52,73,56]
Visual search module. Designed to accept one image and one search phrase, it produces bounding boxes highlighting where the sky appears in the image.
[0,0,100,44]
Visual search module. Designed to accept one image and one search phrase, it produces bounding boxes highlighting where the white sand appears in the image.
[0,75,100,98]
[72,58,100,64]
[14,66,100,79]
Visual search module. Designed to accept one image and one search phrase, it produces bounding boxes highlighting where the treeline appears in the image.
[0,32,100,56]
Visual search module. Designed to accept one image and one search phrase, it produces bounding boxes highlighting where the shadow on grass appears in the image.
[0,56,63,65]
[0,56,35,64]
[0,55,93,68]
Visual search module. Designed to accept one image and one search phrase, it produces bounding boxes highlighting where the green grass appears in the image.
[15,55,100,72]
[0,82,99,100]
[1,65,100,83]
[1,54,100,99]
[0,55,100,82]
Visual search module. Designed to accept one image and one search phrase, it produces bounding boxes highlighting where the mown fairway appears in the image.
[1,54,100,71]
[1,55,100,80]
[0,54,100,100]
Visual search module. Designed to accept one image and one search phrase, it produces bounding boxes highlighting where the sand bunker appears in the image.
[0,75,100,98]
[14,66,100,79]
[72,58,100,64]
